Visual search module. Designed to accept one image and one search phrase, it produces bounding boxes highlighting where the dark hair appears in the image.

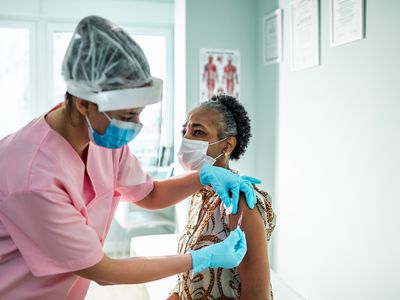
[65,91,74,117]
[199,94,251,160]
[64,91,85,127]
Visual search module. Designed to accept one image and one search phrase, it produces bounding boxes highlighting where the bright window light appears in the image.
[0,28,31,139]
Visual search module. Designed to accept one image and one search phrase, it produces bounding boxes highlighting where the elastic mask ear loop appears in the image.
[85,115,97,144]
[103,112,112,122]
[208,137,228,160]
[209,137,228,146]
[213,152,224,160]
[85,115,93,129]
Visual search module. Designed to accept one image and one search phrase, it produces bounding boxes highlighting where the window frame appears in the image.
[0,19,38,118]
[46,22,76,108]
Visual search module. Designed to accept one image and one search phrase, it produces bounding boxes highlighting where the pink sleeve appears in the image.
[115,146,154,202]
[0,190,104,277]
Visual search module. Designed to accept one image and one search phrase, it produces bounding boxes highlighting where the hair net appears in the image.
[62,15,163,111]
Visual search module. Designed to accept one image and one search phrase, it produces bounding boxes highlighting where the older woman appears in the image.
[168,95,276,300]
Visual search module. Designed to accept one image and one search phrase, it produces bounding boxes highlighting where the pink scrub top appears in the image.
[0,113,154,299]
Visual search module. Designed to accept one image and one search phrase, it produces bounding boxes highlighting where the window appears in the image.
[128,35,168,173]
[0,23,34,139]
[52,30,73,105]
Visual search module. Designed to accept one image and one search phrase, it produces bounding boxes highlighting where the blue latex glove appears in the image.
[199,165,262,214]
[241,175,262,185]
[238,175,262,214]
[190,227,247,273]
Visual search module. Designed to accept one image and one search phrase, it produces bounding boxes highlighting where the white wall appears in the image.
[275,0,400,299]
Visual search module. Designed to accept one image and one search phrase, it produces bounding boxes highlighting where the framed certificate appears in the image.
[263,9,283,65]
[331,0,365,47]
[290,0,320,71]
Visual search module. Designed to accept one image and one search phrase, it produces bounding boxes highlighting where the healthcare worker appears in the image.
[0,16,259,299]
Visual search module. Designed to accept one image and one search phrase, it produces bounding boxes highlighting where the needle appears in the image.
[224,203,233,215]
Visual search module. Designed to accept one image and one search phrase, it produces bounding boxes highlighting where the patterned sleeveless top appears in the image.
[172,184,276,299]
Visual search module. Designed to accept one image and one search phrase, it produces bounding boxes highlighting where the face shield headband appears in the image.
[66,77,163,112]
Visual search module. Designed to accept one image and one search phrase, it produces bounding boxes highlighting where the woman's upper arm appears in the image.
[228,195,271,300]
[114,146,154,202]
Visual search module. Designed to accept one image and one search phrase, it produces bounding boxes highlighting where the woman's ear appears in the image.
[74,98,92,117]
[75,97,99,117]
[224,136,237,157]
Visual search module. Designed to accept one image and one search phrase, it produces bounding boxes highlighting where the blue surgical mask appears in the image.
[86,113,143,149]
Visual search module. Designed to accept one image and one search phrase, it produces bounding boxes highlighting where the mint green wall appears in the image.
[255,0,280,198]
[255,0,280,271]
[185,0,281,190]
[185,0,257,176]
[185,0,281,269]
[275,0,400,299]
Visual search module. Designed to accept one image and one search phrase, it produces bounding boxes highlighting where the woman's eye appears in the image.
[194,130,204,136]
[122,115,137,121]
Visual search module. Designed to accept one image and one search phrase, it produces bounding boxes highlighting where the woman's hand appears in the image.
[190,227,247,273]
[199,165,261,214]
[165,293,179,300]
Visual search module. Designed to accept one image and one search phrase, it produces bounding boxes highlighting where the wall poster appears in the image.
[199,48,240,102]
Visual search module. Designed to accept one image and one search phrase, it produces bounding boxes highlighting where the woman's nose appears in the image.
[184,130,196,139]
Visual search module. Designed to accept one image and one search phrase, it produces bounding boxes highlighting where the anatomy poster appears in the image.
[199,48,240,102]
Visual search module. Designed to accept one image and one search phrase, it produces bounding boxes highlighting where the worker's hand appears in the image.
[199,165,261,214]
[237,175,262,214]
[190,228,247,273]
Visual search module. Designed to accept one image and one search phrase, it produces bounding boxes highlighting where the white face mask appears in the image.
[177,137,226,171]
